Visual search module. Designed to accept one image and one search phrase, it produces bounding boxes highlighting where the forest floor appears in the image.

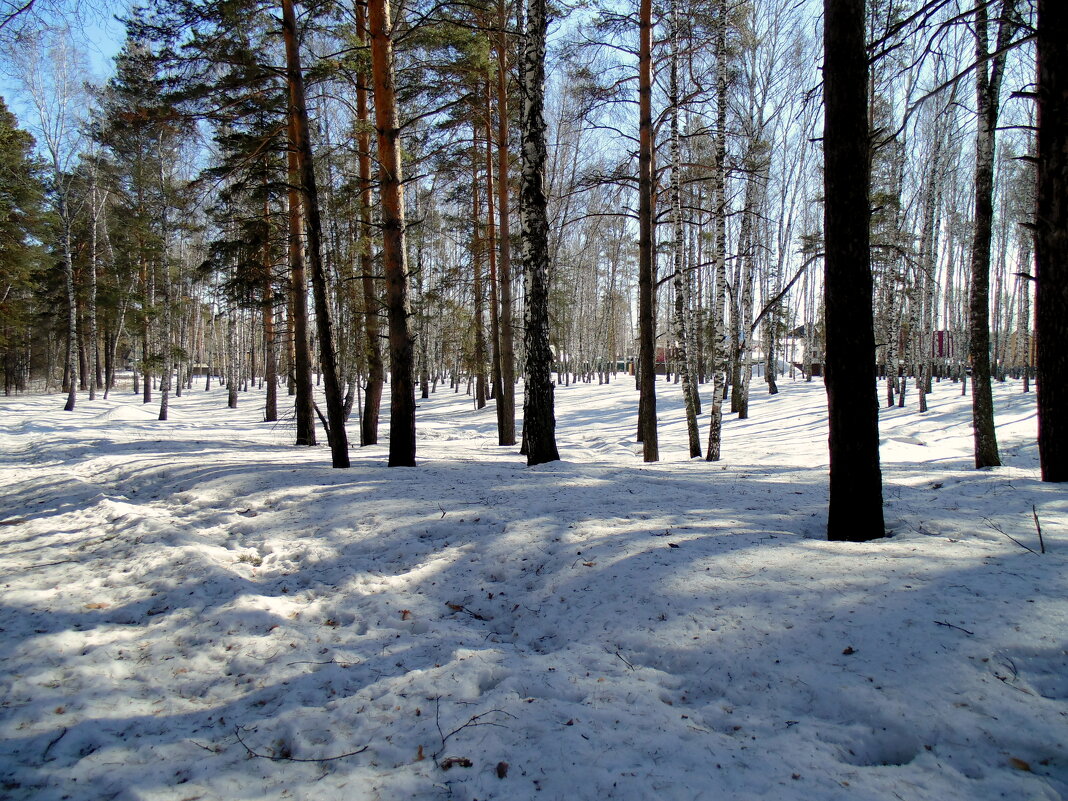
[0,373,1066,801]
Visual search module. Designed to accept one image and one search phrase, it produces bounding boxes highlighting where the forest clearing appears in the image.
[0,0,1066,796]
[1,376,1065,800]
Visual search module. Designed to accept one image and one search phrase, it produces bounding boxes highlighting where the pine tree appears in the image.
[0,97,47,395]
[94,32,181,411]
[281,0,350,467]
[369,0,417,467]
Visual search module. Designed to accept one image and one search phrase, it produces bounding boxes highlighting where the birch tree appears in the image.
[669,0,700,458]
[967,0,1017,469]
[519,0,559,465]
[5,27,87,411]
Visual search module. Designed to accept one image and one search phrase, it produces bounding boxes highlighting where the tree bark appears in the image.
[495,1,517,446]
[1035,0,1068,481]
[471,125,488,410]
[283,0,349,467]
[286,100,316,446]
[368,0,417,466]
[637,0,658,461]
[227,303,238,408]
[141,253,151,405]
[61,198,77,411]
[263,170,278,423]
[705,0,728,461]
[1015,236,1031,391]
[157,136,172,422]
[87,174,102,402]
[519,0,559,466]
[484,77,504,419]
[968,0,1016,469]
[823,0,885,541]
[670,1,700,458]
[356,1,384,446]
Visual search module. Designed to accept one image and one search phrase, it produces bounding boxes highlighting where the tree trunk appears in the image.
[61,201,77,411]
[636,0,658,461]
[471,125,488,410]
[823,0,884,541]
[287,112,316,446]
[705,0,728,461]
[670,2,700,458]
[158,138,172,422]
[141,253,151,405]
[485,78,504,424]
[519,0,559,466]
[495,3,517,446]
[227,306,238,408]
[1015,237,1031,392]
[368,0,417,466]
[283,0,349,467]
[356,2,384,446]
[734,157,758,420]
[263,172,278,423]
[87,178,102,402]
[968,0,1016,469]
[1035,0,1068,481]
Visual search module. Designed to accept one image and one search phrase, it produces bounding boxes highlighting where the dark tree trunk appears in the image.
[637,0,658,461]
[283,0,349,467]
[519,0,559,466]
[823,0,885,542]
[87,180,101,401]
[287,109,316,446]
[484,78,505,425]
[968,0,1016,469]
[141,253,151,406]
[369,0,417,466]
[471,127,488,410]
[158,144,172,422]
[1036,0,1068,481]
[263,177,278,423]
[356,2,384,446]
[495,4,517,446]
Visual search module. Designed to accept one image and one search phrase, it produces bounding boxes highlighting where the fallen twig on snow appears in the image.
[607,647,635,671]
[446,602,490,621]
[983,518,1040,555]
[42,727,67,760]
[234,726,368,762]
[934,620,974,636]
[433,697,516,760]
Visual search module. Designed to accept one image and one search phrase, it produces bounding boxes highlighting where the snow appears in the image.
[1,375,1065,801]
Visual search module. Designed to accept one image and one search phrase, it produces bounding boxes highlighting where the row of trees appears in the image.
[0,0,1064,540]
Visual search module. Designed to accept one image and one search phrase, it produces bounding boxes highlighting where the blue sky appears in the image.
[0,2,126,134]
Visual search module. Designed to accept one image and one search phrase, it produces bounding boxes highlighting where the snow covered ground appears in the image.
[1,374,1065,801]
